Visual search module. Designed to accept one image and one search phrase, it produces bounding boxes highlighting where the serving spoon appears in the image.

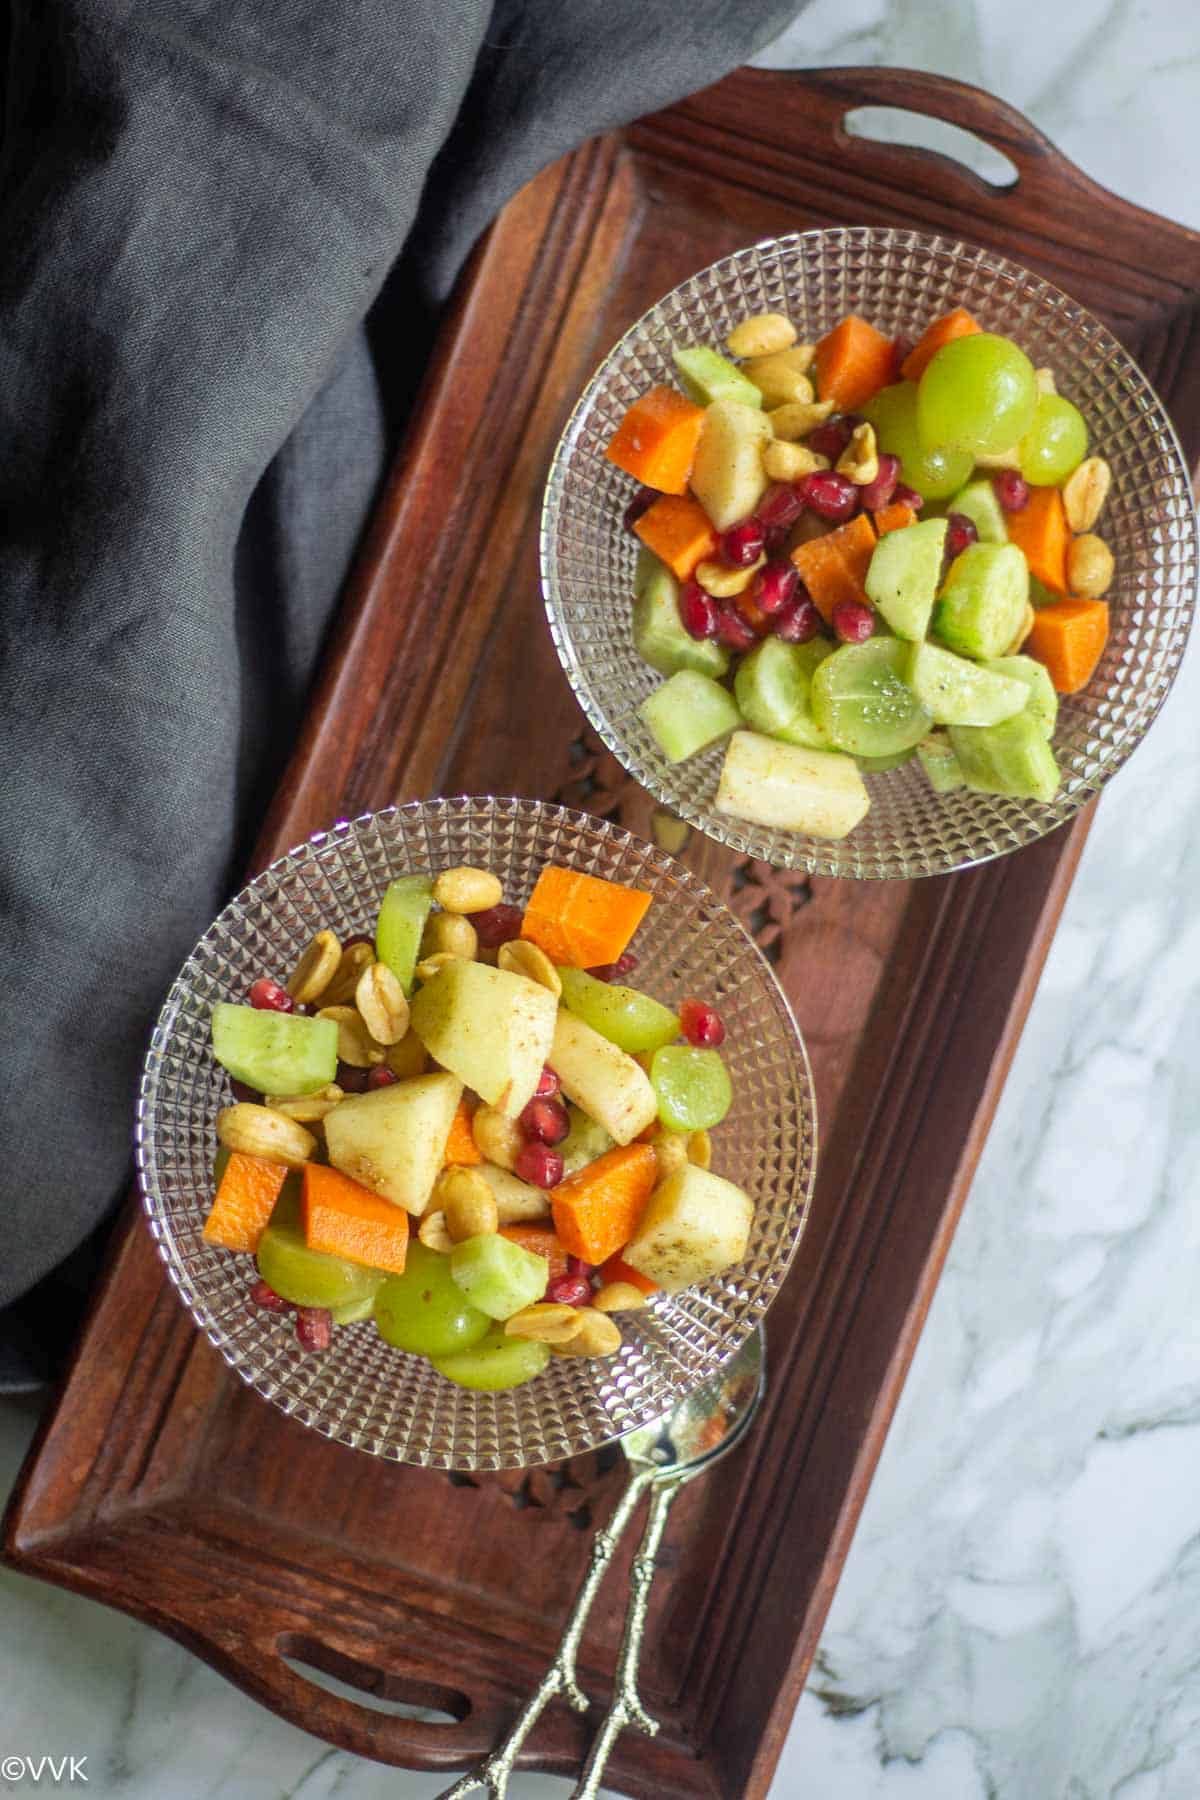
[438,1323,766,1799]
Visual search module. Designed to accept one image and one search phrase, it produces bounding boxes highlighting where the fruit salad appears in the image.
[202,861,752,1391]
[606,304,1115,840]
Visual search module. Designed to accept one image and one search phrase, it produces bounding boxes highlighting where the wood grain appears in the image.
[6,67,1199,1800]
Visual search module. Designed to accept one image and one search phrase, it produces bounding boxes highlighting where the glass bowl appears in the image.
[540,228,1198,879]
[135,797,816,1470]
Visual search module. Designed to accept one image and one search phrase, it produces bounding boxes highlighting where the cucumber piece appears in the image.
[904,641,1028,727]
[810,638,932,758]
[857,747,918,773]
[558,967,680,1055]
[985,654,1059,739]
[432,1327,550,1391]
[948,477,1008,544]
[933,543,1029,661]
[639,671,742,764]
[672,344,763,410]
[689,399,771,531]
[733,637,832,749]
[715,730,870,840]
[633,548,729,679]
[560,1104,614,1177]
[917,732,965,793]
[864,517,949,639]
[376,875,434,996]
[449,1234,549,1321]
[211,1003,338,1097]
[949,712,1061,804]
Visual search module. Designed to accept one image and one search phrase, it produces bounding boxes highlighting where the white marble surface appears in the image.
[3,7,1199,1797]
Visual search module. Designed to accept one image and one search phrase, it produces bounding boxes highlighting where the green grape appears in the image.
[373,1242,491,1356]
[558,968,680,1055]
[432,1328,550,1391]
[810,639,932,759]
[650,1046,732,1132]
[448,1235,548,1321]
[1018,394,1088,485]
[862,382,973,501]
[916,334,1038,455]
[256,1181,386,1311]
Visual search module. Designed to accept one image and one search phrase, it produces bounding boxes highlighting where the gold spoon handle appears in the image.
[435,1462,660,1800]
[569,1476,683,1800]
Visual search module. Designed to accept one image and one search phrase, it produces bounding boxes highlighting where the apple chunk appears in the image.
[409,959,557,1118]
[623,1163,753,1292]
[547,1010,658,1146]
[323,1072,462,1215]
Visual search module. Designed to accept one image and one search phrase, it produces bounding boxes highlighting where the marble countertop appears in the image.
[3,6,1198,1797]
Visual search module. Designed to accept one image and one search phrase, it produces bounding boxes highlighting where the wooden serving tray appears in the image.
[7,68,1199,1800]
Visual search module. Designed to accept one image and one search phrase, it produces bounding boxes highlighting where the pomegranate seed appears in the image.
[678,579,719,641]
[800,471,859,523]
[623,487,657,534]
[513,1142,565,1189]
[250,1279,290,1313]
[536,1065,561,1097]
[893,482,924,512]
[858,453,901,513]
[945,512,979,559]
[367,1065,398,1089]
[230,1078,259,1103]
[468,903,524,948]
[806,415,855,460]
[994,470,1030,513]
[587,952,638,983]
[520,1095,570,1146]
[756,482,805,541]
[295,1307,332,1351]
[546,1274,592,1308]
[832,600,876,644]
[679,999,726,1047]
[336,1061,371,1094]
[750,559,799,616]
[566,1255,593,1279]
[773,595,821,643]
[715,601,758,652]
[248,977,294,1013]
[720,518,766,568]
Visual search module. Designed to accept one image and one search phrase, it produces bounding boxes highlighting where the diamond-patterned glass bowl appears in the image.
[135,798,816,1470]
[541,229,1198,878]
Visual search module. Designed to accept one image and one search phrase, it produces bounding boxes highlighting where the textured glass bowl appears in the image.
[541,228,1198,879]
[135,798,816,1470]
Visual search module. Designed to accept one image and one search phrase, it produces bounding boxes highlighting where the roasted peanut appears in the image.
[320,940,374,1006]
[550,1308,623,1359]
[1035,366,1057,396]
[742,347,815,408]
[768,397,835,441]
[974,445,1022,471]
[316,1003,386,1067]
[505,1303,586,1345]
[497,938,562,997]
[726,312,796,358]
[592,1282,647,1314]
[433,866,504,915]
[836,421,879,487]
[472,1104,523,1171]
[419,910,478,962]
[217,1102,315,1167]
[414,951,459,984]
[762,441,826,483]
[417,1209,453,1253]
[1067,532,1114,599]
[694,555,763,598]
[353,960,410,1045]
[266,1083,344,1124]
[652,1131,690,1183]
[1062,457,1112,533]
[436,1167,499,1242]
[385,1030,427,1079]
[287,929,341,1004]
[688,1129,712,1170]
[480,1163,551,1223]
